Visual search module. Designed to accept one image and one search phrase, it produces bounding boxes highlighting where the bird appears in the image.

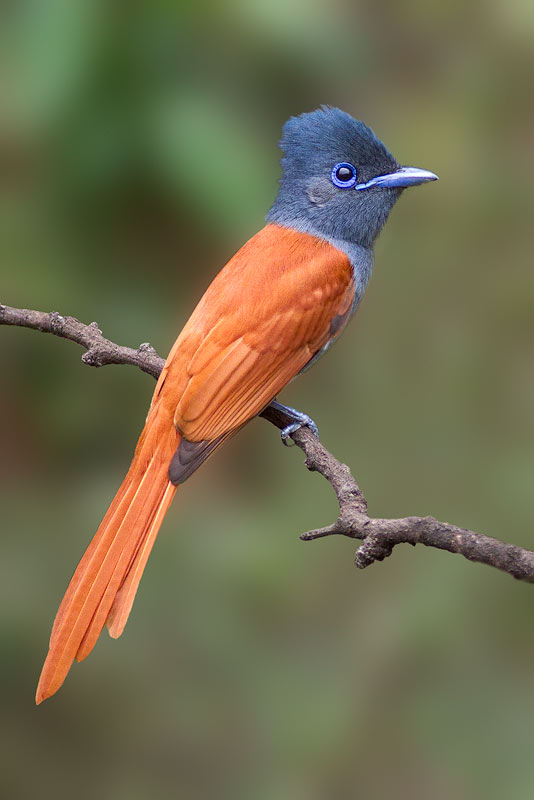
[35,106,438,703]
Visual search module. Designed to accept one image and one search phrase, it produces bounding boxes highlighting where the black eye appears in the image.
[331,162,357,188]
[337,167,353,181]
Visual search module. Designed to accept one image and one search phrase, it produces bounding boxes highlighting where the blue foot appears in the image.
[270,400,319,446]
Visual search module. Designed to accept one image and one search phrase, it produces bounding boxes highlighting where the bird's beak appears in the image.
[355,166,439,191]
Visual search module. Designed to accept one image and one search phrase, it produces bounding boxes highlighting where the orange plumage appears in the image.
[36,224,354,703]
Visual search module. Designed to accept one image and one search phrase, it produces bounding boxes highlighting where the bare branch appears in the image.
[3,302,534,584]
[0,304,164,378]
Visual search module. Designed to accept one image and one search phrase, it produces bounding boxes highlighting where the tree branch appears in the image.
[3,302,533,584]
[0,304,164,378]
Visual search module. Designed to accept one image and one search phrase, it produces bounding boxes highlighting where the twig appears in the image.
[2,302,533,583]
[0,304,164,378]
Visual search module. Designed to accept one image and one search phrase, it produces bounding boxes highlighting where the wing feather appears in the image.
[164,224,355,444]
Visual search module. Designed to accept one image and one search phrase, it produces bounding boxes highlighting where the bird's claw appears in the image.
[280,416,319,447]
[268,400,319,446]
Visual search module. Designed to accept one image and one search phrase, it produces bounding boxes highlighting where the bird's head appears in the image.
[267,106,437,249]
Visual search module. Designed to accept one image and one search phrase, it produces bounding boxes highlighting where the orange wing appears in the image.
[35,223,356,703]
[158,223,355,444]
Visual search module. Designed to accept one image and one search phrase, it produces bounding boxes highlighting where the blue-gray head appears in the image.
[267,106,437,249]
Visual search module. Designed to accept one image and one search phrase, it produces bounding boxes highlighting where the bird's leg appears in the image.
[269,400,319,446]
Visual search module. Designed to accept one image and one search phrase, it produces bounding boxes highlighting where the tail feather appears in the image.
[36,414,179,704]
[48,476,134,648]
[107,482,176,639]
[74,468,165,663]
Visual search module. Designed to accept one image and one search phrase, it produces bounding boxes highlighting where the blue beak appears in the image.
[355,166,439,191]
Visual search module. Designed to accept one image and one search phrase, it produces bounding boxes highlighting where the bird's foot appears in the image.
[269,400,319,446]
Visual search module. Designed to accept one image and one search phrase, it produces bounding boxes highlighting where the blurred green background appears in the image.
[1,1,534,798]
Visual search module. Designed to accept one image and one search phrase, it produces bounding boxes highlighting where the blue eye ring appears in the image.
[331,162,358,188]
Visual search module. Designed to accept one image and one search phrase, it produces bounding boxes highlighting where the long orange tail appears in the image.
[36,406,179,704]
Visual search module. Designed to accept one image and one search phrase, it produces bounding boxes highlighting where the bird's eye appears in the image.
[331,162,357,188]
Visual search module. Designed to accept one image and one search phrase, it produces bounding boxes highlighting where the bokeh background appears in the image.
[1,1,534,798]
